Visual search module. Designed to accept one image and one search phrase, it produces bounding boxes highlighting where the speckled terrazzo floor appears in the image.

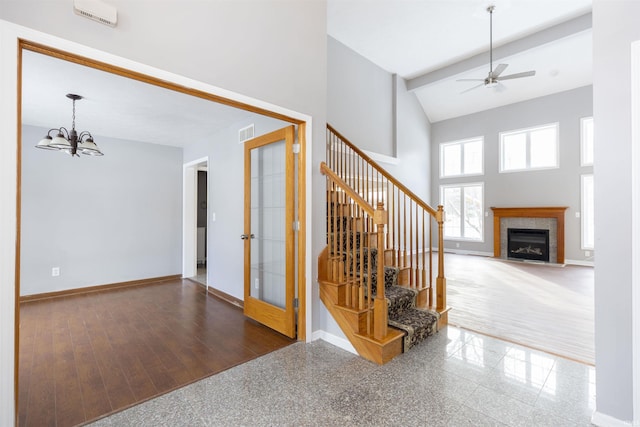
[87,326,596,426]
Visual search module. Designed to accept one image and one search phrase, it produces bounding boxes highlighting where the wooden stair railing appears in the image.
[320,163,389,342]
[326,124,448,322]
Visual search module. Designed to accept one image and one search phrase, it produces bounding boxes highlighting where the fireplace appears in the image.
[491,207,567,264]
[507,228,550,262]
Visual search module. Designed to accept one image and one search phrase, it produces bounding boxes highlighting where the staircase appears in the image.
[318,125,449,364]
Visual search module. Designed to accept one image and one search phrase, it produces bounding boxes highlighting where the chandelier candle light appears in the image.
[35,93,104,156]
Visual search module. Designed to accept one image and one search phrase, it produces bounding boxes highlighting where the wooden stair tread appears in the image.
[354,327,405,345]
[334,303,372,316]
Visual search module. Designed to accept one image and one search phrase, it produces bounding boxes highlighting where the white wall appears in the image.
[20,125,183,295]
[327,36,394,156]
[391,75,432,202]
[327,37,432,202]
[0,1,327,424]
[183,115,288,301]
[592,0,640,424]
[431,86,593,262]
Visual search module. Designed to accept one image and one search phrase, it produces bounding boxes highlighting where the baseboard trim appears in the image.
[591,411,634,427]
[311,329,357,355]
[442,249,494,257]
[20,274,182,302]
[441,249,594,267]
[565,259,595,267]
[207,285,243,308]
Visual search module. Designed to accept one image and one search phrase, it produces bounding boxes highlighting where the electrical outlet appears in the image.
[254,278,259,289]
[585,250,591,257]
[52,267,60,277]
[575,212,581,218]
[456,243,460,248]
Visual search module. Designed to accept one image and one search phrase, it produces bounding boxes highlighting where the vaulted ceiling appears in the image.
[327,0,592,122]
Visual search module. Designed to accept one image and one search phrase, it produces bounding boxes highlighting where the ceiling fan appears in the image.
[458,5,536,93]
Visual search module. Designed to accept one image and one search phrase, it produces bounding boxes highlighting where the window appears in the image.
[582,174,594,250]
[581,117,594,166]
[499,123,559,172]
[440,137,483,178]
[440,183,483,241]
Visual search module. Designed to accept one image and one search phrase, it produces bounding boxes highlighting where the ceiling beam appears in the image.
[406,12,592,92]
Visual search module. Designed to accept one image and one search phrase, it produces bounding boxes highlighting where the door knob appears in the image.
[240,234,256,240]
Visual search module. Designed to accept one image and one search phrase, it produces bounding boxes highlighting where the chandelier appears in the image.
[35,93,104,156]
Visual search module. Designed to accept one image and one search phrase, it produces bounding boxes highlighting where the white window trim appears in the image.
[499,122,560,173]
[439,136,484,179]
[440,181,485,243]
[581,174,594,251]
[580,116,594,167]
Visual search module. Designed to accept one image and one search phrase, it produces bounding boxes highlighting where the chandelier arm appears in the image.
[56,127,70,139]
[78,131,94,141]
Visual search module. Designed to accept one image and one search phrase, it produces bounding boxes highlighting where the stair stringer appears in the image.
[318,248,404,365]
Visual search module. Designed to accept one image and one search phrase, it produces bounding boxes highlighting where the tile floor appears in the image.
[88,326,596,426]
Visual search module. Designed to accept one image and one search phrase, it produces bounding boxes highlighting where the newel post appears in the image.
[373,201,387,340]
[436,205,446,311]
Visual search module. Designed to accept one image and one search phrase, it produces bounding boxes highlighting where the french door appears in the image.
[243,126,296,338]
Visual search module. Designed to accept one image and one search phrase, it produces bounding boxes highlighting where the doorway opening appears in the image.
[12,38,310,425]
[183,158,209,285]
[196,167,208,284]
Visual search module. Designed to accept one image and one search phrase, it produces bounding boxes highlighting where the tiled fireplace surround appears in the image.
[490,207,568,264]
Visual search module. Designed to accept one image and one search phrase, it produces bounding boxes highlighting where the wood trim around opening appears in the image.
[296,123,307,341]
[19,40,304,126]
[491,207,569,264]
[16,40,308,318]
[14,39,311,424]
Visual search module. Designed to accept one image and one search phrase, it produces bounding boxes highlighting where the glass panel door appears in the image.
[243,126,295,338]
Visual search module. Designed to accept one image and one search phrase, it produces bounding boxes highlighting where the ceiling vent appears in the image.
[73,0,118,27]
[238,124,255,144]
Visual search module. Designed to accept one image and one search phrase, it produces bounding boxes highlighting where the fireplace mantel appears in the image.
[490,206,568,264]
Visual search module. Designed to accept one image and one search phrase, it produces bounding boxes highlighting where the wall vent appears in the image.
[238,124,255,143]
[73,0,118,27]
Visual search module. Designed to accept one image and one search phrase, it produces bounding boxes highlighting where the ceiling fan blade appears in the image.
[460,82,485,94]
[492,64,508,77]
[457,78,485,82]
[498,70,536,81]
[493,82,506,92]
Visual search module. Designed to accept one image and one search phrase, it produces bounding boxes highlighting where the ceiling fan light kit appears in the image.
[35,94,104,157]
[458,5,536,93]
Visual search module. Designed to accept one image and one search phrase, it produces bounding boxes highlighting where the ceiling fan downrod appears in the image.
[488,5,495,77]
[456,3,536,93]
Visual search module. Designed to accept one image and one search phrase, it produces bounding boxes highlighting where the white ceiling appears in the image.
[22,1,594,146]
[328,0,593,122]
[22,50,258,147]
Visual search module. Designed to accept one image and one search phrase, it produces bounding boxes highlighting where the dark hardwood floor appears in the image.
[18,279,295,427]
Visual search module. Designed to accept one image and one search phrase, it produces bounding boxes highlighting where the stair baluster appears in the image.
[326,124,448,319]
[318,125,449,365]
